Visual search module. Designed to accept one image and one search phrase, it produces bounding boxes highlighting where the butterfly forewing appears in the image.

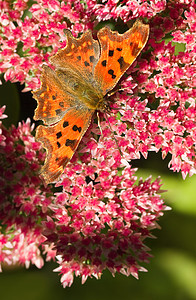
[94,20,149,95]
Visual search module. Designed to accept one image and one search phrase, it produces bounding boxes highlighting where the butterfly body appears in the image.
[33,21,149,183]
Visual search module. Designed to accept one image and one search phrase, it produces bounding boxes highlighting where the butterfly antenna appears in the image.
[107,86,130,97]
[104,113,123,157]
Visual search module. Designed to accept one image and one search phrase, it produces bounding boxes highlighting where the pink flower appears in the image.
[36,147,167,287]
[0,0,196,289]
[0,105,7,120]
[0,111,54,270]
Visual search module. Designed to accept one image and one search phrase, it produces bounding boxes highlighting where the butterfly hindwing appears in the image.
[94,20,149,94]
[36,107,93,183]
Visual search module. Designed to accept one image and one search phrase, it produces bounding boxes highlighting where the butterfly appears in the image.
[33,20,149,184]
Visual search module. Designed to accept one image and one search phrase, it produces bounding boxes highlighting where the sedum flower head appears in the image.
[0,0,195,177]
[0,107,167,286]
[0,115,55,271]
[48,165,167,287]
[0,0,195,288]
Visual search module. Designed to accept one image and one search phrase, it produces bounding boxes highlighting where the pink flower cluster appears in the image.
[0,0,167,91]
[92,0,166,22]
[48,164,166,287]
[134,3,196,178]
[0,108,166,286]
[0,117,54,271]
[0,0,195,177]
[0,0,94,90]
[0,0,196,289]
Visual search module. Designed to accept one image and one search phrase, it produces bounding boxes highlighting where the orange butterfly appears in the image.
[33,20,149,184]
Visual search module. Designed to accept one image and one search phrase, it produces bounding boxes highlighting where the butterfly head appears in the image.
[96,94,111,112]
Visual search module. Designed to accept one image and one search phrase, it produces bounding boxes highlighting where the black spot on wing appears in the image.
[84,61,90,67]
[72,125,82,133]
[59,102,64,107]
[116,47,122,51]
[89,55,95,63]
[56,131,62,139]
[55,109,62,116]
[63,121,69,128]
[109,50,114,57]
[52,94,57,100]
[77,56,81,60]
[108,69,116,79]
[57,141,61,148]
[102,60,107,67]
[117,56,129,70]
[65,139,77,150]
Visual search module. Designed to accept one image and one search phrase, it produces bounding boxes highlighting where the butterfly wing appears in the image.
[50,30,100,84]
[33,29,101,126]
[33,30,102,184]
[94,20,149,95]
[33,65,77,125]
[36,107,93,183]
